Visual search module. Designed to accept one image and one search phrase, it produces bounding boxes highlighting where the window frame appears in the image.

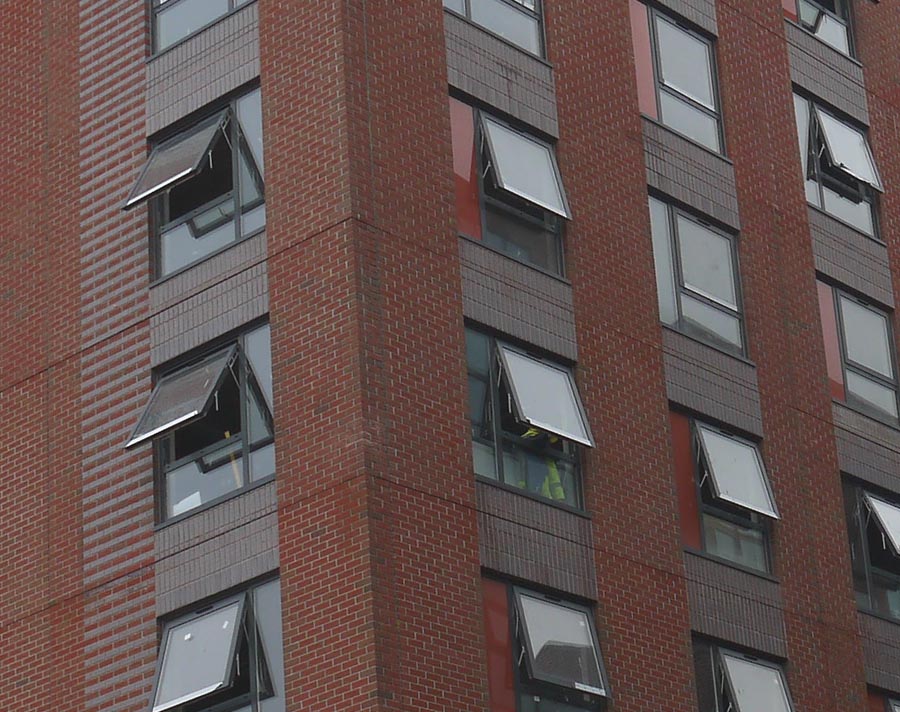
[646,6,724,153]
[718,649,796,712]
[443,0,546,57]
[151,0,253,54]
[795,0,853,56]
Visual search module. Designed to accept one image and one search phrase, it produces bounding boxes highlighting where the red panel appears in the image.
[670,412,702,550]
[782,0,798,22]
[817,281,846,401]
[482,579,516,712]
[449,97,482,240]
[868,690,887,712]
[629,0,658,119]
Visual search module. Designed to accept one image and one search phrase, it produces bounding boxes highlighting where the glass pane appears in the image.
[676,216,736,308]
[513,447,575,506]
[250,442,276,482]
[470,0,541,55]
[443,0,466,12]
[160,218,237,275]
[648,197,678,325]
[872,571,900,621]
[239,146,263,212]
[518,693,591,712]
[256,581,285,712]
[245,324,273,411]
[839,296,893,378]
[865,495,900,556]
[499,346,592,446]
[721,654,792,712]
[815,13,850,54]
[655,16,715,109]
[236,89,264,179]
[128,348,234,447]
[680,293,742,351]
[702,513,768,572]
[473,440,498,479]
[798,0,822,26]
[518,594,604,693]
[465,329,491,375]
[482,117,568,217]
[658,91,720,152]
[846,371,898,419]
[792,94,810,177]
[241,204,266,236]
[697,426,777,517]
[483,202,561,274]
[154,600,242,711]
[166,452,245,518]
[469,376,490,429]
[816,109,881,189]
[155,0,231,51]
[821,185,873,235]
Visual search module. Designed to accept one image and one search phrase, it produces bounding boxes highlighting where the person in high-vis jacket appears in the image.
[520,426,566,501]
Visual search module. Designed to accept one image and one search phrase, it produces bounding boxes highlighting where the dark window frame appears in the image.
[443,0,546,57]
[150,0,254,55]
[796,0,854,56]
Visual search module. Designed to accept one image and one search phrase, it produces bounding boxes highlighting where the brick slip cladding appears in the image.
[459,237,577,360]
[553,1,696,710]
[662,328,764,436]
[833,402,900,493]
[859,612,900,691]
[146,1,259,135]
[262,1,484,710]
[444,10,558,137]
[785,20,868,124]
[650,0,717,34]
[684,552,787,657]
[717,2,867,709]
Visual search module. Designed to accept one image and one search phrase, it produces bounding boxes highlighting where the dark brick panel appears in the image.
[643,118,740,230]
[809,208,893,307]
[834,403,900,493]
[785,20,868,123]
[476,481,596,599]
[859,611,900,691]
[444,10,558,136]
[146,1,259,134]
[684,551,787,657]
[662,329,763,436]
[655,0,717,34]
[459,237,577,360]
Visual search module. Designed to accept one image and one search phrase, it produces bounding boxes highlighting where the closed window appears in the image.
[450,98,570,274]
[793,94,881,238]
[443,0,543,56]
[845,482,900,621]
[152,0,254,53]
[125,88,265,278]
[150,578,285,712]
[466,328,594,508]
[785,0,852,55]
[694,640,796,712]
[483,579,610,712]
[648,196,744,354]
[630,2,723,152]
[126,323,275,520]
[817,281,898,422]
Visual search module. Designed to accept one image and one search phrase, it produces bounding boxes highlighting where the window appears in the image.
[150,578,284,712]
[483,579,610,712]
[845,482,900,621]
[126,323,275,520]
[784,0,852,56]
[648,196,744,354]
[466,328,594,508]
[793,93,881,238]
[125,88,265,277]
[630,1,722,152]
[694,641,795,712]
[670,413,778,573]
[892,700,900,712]
[450,97,570,275]
[152,0,254,53]
[443,0,543,56]
[817,281,898,422]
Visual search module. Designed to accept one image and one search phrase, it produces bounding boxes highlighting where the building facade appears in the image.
[1,0,899,710]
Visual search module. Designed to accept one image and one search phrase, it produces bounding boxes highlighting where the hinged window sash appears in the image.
[719,652,794,712]
[814,108,882,191]
[864,493,900,557]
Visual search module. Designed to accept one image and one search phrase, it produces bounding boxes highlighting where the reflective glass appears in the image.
[256,581,286,712]
[236,89,264,179]
[250,443,276,483]
[815,14,850,54]
[792,94,810,177]
[473,440,498,479]
[680,293,742,351]
[702,514,767,572]
[846,371,898,419]
[470,0,541,55]
[648,197,678,325]
[518,594,604,693]
[155,0,231,51]
[821,185,874,235]
[246,324,273,410]
[721,654,793,712]
[677,216,736,308]
[499,346,592,446]
[160,219,236,275]
[483,202,561,273]
[483,117,568,217]
[698,425,778,518]
[839,296,893,378]
[658,91,720,152]
[865,494,900,556]
[443,0,466,12]
[166,453,244,518]
[242,204,266,236]
[816,109,881,189]
[655,16,715,109]
[466,329,492,375]
[154,600,242,712]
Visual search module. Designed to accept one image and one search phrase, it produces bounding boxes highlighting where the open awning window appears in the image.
[125,345,237,448]
[498,345,594,447]
[720,652,794,712]
[124,110,229,209]
[152,594,246,712]
[696,425,779,519]
[481,116,571,218]
[814,108,882,190]
[514,590,608,697]
[864,493,900,556]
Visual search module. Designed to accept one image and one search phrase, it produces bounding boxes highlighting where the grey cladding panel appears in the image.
[859,611,900,691]
[654,0,716,34]
[833,403,900,493]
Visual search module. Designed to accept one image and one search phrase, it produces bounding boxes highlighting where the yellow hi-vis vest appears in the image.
[521,428,566,501]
